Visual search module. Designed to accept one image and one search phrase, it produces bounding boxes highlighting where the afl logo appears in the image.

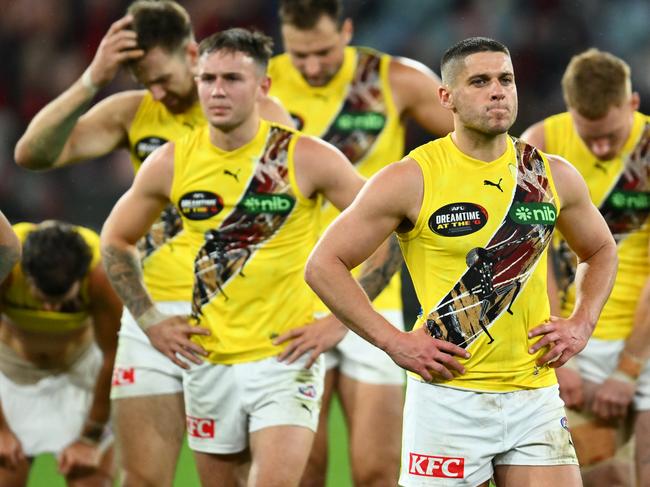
[179,191,224,220]
[134,136,167,163]
[428,202,488,237]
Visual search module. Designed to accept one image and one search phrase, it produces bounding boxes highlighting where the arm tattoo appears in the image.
[358,235,403,301]
[0,244,20,282]
[101,245,154,318]
[29,102,93,169]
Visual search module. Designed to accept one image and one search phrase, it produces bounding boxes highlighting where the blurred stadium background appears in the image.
[1,0,648,485]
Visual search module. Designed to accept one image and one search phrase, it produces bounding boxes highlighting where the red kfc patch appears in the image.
[408,453,465,478]
[112,367,135,386]
[186,416,215,438]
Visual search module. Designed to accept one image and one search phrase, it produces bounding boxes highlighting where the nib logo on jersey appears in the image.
[240,194,295,215]
[334,111,386,133]
[408,453,465,478]
[428,203,489,237]
[186,416,215,439]
[509,202,557,225]
[606,190,650,211]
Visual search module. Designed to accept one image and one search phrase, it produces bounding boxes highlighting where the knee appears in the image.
[582,459,632,487]
[119,468,173,487]
[350,456,399,487]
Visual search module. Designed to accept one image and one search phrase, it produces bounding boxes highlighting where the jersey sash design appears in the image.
[425,140,556,348]
[192,127,295,318]
[555,123,650,297]
[320,49,386,165]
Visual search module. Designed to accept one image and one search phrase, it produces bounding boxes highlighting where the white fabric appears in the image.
[183,354,324,454]
[0,344,103,456]
[323,309,405,385]
[110,302,189,399]
[399,378,577,486]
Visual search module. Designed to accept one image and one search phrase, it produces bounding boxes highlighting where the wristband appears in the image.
[135,306,167,331]
[81,69,99,96]
[617,352,643,379]
[610,369,637,385]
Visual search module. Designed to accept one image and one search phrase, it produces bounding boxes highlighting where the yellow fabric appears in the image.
[269,46,405,313]
[399,135,560,391]
[2,222,99,334]
[127,91,205,302]
[544,112,650,340]
[170,120,319,364]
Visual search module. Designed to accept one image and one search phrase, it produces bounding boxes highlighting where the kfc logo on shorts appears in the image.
[186,416,215,439]
[408,453,465,478]
[112,367,135,386]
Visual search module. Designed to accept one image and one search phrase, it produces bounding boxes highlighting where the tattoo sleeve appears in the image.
[358,234,403,301]
[28,102,93,169]
[0,244,20,282]
[101,244,154,318]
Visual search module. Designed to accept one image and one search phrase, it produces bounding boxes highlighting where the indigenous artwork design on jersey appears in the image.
[425,139,556,348]
[555,122,650,299]
[322,49,386,165]
[137,204,184,260]
[192,127,296,318]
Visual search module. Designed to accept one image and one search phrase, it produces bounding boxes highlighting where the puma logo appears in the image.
[223,169,241,182]
[483,178,503,192]
[594,162,608,173]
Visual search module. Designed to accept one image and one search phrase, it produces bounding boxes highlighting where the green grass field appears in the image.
[27,397,353,486]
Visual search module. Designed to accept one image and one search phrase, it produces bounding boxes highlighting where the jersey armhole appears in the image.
[397,156,431,242]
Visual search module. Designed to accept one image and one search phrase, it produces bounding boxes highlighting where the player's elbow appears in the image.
[304,249,328,293]
[14,139,52,170]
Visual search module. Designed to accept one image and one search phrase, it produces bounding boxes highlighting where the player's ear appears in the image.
[259,75,271,97]
[186,41,199,66]
[630,92,640,111]
[438,85,454,111]
[341,18,353,45]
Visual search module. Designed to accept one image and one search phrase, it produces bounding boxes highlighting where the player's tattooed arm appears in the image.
[358,234,402,301]
[101,244,155,320]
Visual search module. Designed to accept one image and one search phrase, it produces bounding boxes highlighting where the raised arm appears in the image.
[57,263,122,476]
[305,159,469,380]
[529,155,617,366]
[0,212,19,283]
[14,15,144,170]
[259,94,295,127]
[389,57,454,137]
[100,142,208,367]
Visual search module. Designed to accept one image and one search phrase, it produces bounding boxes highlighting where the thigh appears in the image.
[635,410,650,485]
[183,362,248,455]
[496,386,577,468]
[338,373,402,485]
[249,425,315,487]
[113,393,185,486]
[494,464,582,487]
[300,368,338,487]
[193,450,249,487]
[399,378,497,487]
[246,355,325,435]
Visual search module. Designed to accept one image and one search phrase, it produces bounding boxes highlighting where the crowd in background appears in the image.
[1,0,649,230]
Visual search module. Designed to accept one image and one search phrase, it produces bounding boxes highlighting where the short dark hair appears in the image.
[441,37,510,85]
[127,0,193,54]
[199,28,273,71]
[22,222,93,297]
[279,0,342,29]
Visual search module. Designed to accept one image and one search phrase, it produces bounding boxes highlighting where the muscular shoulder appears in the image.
[546,153,588,211]
[520,121,546,151]
[388,57,441,109]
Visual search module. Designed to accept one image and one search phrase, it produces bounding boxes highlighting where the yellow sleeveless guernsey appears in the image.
[400,135,560,391]
[269,46,405,313]
[2,222,100,334]
[127,92,205,302]
[170,120,319,364]
[544,112,650,340]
